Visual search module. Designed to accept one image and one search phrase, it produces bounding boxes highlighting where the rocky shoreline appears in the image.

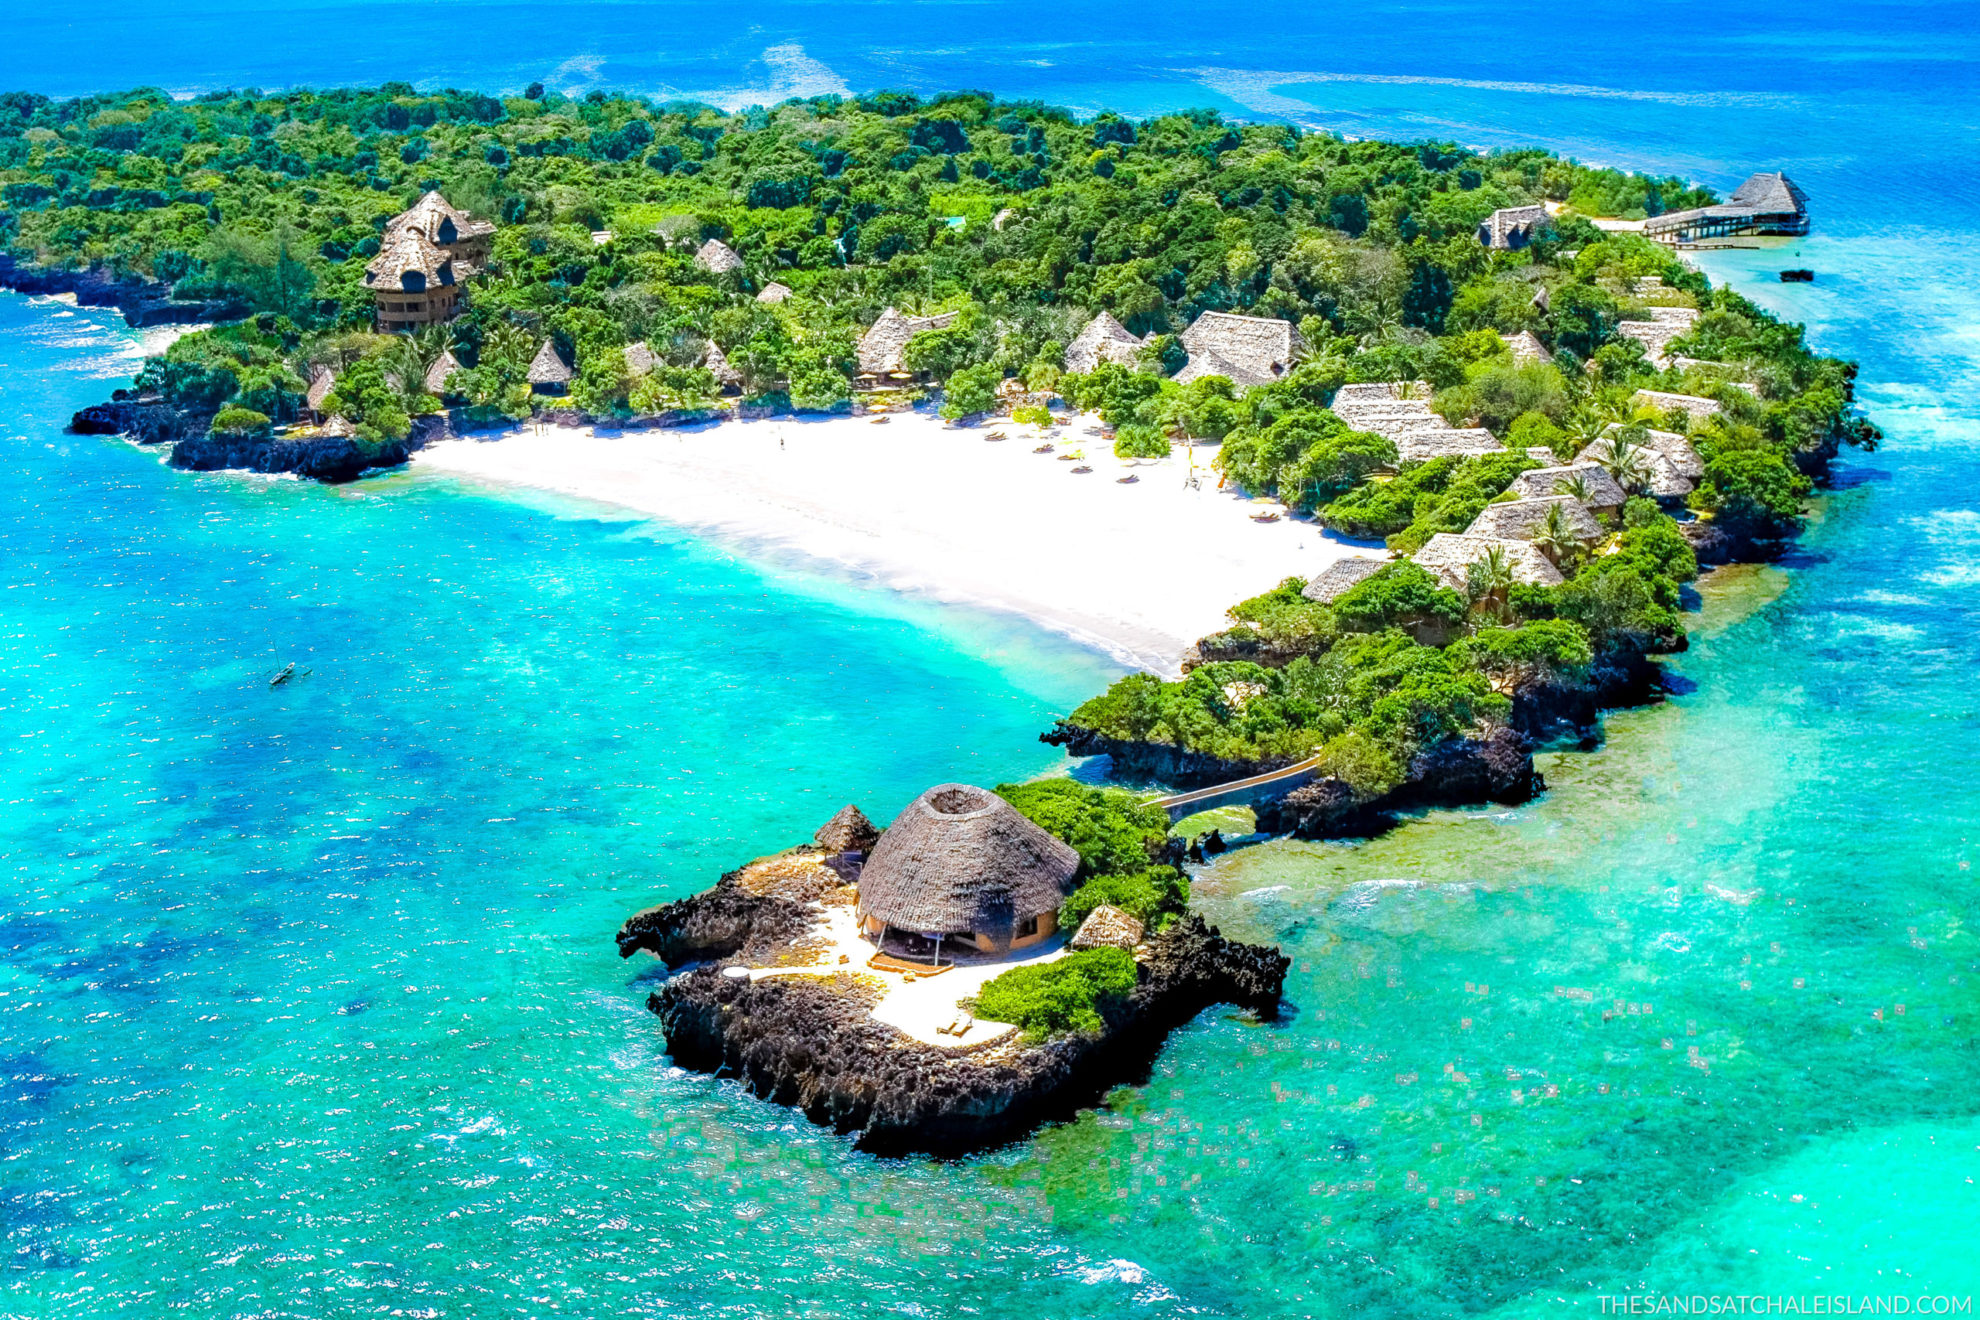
[617,853,1289,1155]
[0,254,238,327]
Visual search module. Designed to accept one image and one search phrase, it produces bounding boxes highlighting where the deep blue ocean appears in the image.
[4,6,1980,1316]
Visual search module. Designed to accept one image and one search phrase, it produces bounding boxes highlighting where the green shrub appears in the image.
[1113,424,1169,459]
[995,778,1171,879]
[970,948,1139,1039]
[210,406,271,437]
[1060,868,1187,931]
[1320,457,1460,539]
[1332,562,1466,634]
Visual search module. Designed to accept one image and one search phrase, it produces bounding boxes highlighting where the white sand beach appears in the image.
[416,410,1380,673]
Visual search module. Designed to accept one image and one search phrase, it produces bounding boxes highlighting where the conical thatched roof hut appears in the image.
[755,281,793,304]
[423,349,462,396]
[527,340,571,393]
[704,342,743,392]
[857,784,1079,953]
[814,804,880,855]
[1070,904,1145,951]
[305,365,337,417]
[1063,312,1144,374]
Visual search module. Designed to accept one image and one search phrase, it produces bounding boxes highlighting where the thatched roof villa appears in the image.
[856,783,1079,956]
[856,308,960,377]
[1479,204,1551,250]
[527,340,571,394]
[1644,172,1809,247]
[1064,312,1145,374]
[694,238,744,274]
[1464,495,1604,545]
[1327,380,1505,462]
[1176,311,1302,391]
[1411,533,1565,590]
[1507,463,1629,516]
[1300,556,1388,603]
[395,190,496,269]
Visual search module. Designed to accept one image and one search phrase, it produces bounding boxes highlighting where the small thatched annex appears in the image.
[1070,904,1145,952]
[1411,534,1565,591]
[857,783,1079,954]
[815,804,881,855]
[623,341,659,376]
[1063,312,1144,374]
[527,340,571,394]
[755,281,793,304]
[1300,556,1387,603]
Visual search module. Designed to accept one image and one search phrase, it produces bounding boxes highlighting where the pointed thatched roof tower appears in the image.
[528,340,571,394]
[857,784,1079,951]
[814,804,880,855]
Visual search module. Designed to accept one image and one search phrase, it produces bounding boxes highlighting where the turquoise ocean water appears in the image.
[5,6,1980,1316]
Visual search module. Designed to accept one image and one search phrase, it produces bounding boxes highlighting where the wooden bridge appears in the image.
[1151,755,1326,823]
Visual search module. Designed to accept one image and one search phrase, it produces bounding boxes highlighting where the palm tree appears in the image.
[1466,546,1517,624]
[1588,430,1652,492]
[381,334,431,411]
[1552,470,1597,504]
[1530,502,1580,569]
[484,321,535,373]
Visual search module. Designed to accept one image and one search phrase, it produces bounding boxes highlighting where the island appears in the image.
[0,81,1882,1145]
[616,782,1288,1154]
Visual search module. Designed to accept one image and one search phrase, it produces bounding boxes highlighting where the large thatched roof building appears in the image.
[1644,172,1809,246]
[364,191,494,331]
[857,783,1079,954]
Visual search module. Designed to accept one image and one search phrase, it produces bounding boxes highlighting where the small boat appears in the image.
[869,415,891,425]
[1250,512,1281,523]
[270,663,295,687]
[1071,465,1093,474]
[1116,475,1139,484]
[1780,269,1815,283]
[1033,444,1055,454]
[985,430,1007,441]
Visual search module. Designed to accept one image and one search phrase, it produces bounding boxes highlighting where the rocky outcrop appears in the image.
[1253,727,1539,839]
[616,863,841,967]
[0,254,241,326]
[642,913,1288,1155]
[168,429,414,483]
[68,393,204,446]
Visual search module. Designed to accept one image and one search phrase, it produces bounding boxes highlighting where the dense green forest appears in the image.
[0,82,1879,799]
